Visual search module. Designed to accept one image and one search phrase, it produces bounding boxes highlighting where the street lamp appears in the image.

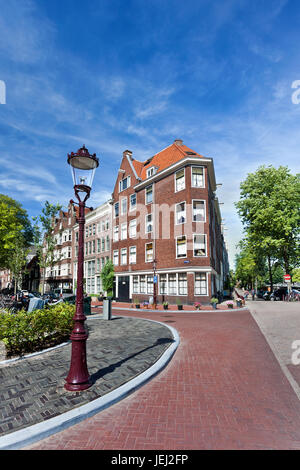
[64,145,99,392]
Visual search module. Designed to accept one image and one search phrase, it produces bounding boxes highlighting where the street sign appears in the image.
[284,274,291,281]
[153,275,158,284]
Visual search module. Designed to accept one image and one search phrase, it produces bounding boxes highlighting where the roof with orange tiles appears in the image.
[131,140,206,181]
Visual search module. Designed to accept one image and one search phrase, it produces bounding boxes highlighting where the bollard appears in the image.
[103,298,112,320]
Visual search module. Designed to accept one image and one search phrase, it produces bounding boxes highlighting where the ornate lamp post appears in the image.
[64,145,99,392]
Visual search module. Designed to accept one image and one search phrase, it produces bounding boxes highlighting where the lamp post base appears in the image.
[64,381,92,392]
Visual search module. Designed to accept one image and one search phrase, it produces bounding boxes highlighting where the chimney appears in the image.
[123,149,133,159]
[174,139,183,146]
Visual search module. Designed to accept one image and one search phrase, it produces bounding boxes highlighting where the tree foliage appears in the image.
[0,194,33,269]
[32,201,62,293]
[235,166,300,285]
[100,260,115,297]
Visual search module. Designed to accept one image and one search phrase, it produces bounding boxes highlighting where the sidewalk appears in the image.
[91,300,244,313]
[27,307,300,450]
[0,314,178,449]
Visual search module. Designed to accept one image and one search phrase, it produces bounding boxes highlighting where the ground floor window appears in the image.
[131,271,209,297]
[194,272,207,295]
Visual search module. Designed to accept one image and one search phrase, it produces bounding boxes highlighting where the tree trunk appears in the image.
[267,254,273,292]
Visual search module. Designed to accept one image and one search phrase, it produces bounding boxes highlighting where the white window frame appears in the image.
[113,250,119,266]
[129,193,137,211]
[191,166,205,188]
[194,272,208,296]
[145,213,153,233]
[129,219,137,238]
[193,234,207,257]
[192,199,206,223]
[121,197,127,215]
[119,175,131,193]
[145,242,154,263]
[175,201,186,225]
[146,166,157,178]
[113,225,119,242]
[133,275,139,293]
[121,248,127,265]
[175,168,185,192]
[145,184,153,205]
[176,235,187,259]
[121,222,127,240]
[129,246,136,264]
[178,273,188,295]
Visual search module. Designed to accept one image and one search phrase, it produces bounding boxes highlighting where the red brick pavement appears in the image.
[28,309,300,450]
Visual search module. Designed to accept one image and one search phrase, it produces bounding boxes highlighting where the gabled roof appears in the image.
[131,141,206,181]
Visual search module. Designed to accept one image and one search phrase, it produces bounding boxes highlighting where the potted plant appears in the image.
[176,298,183,310]
[163,301,169,310]
[226,300,234,309]
[210,297,219,309]
[194,302,202,310]
[134,298,140,309]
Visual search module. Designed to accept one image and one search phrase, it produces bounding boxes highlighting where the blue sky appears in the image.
[0,0,300,267]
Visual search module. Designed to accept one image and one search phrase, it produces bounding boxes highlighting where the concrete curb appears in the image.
[0,317,179,450]
[110,306,248,313]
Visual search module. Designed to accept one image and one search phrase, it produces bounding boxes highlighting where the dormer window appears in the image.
[146,166,157,178]
[119,175,131,192]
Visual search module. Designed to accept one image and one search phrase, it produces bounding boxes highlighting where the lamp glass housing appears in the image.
[68,145,99,189]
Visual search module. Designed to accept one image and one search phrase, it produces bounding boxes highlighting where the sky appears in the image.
[0,0,300,267]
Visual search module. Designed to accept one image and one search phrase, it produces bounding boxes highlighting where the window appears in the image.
[76,232,78,242]
[121,248,127,265]
[193,234,206,256]
[140,275,146,293]
[178,273,187,295]
[97,276,101,292]
[133,275,139,293]
[145,242,153,262]
[175,202,186,224]
[145,213,153,233]
[168,274,177,295]
[92,240,95,253]
[121,222,127,240]
[193,200,206,222]
[175,168,185,192]
[106,235,110,251]
[101,257,105,270]
[97,258,100,273]
[145,185,153,204]
[89,225,92,236]
[113,250,119,266]
[176,236,187,258]
[130,193,137,210]
[101,238,105,252]
[114,202,119,218]
[93,224,96,235]
[119,176,131,192]
[195,272,207,295]
[113,226,119,242]
[129,246,136,264]
[159,274,167,294]
[146,166,157,178]
[129,219,137,238]
[121,197,127,215]
[97,238,101,253]
[147,275,153,294]
[192,166,204,187]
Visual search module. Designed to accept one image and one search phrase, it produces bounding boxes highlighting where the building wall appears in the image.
[111,148,228,304]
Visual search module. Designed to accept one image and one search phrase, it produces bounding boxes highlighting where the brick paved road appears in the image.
[0,316,173,438]
[28,309,300,450]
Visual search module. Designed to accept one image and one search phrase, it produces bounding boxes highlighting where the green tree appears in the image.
[100,260,114,297]
[32,201,62,294]
[235,166,300,281]
[0,194,33,268]
[8,234,30,296]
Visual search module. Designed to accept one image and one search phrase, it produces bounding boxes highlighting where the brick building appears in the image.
[111,139,229,305]
[43,203,83,292]
[72,201,112,295]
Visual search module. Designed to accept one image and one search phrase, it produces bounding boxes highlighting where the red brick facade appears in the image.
[111,140,229,305]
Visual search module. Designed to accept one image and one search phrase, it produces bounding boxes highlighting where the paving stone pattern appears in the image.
[0,316,174,437]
